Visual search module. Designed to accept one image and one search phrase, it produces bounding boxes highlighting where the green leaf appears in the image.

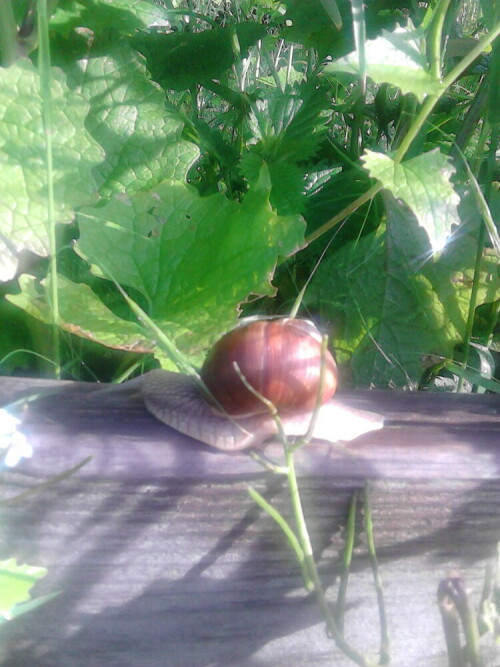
[281,0,348,59]
[247,83,329,164]
[0,59,104,281]
[488,36,500,127]
[241,154,305,215]
[361,149,460,253]
[130,22,266,91]
[50,0,174,38]
[75,167,305,351]
[309,197,500,388]
[7,274,154,353]
[0,558,48,622]
[305,168,382,247]
[324,23,444,101]
[65,41,199,196]
[445,362,500,394]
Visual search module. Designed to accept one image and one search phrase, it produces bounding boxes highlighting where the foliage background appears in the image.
[0,0,498,390]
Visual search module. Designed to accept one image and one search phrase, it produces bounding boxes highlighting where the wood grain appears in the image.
[0,376,499,666]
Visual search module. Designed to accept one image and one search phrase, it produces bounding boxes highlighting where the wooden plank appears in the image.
[0,376,499,666]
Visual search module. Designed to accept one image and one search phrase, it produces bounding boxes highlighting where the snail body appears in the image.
[142,368,382,450]
[200,317,337,417]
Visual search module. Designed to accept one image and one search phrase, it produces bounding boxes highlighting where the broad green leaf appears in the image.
[7,274,154,353]
[75,168,305,351]
[488,36,500,127]
[0,558,48,622]
[0,59,104,281]
[324,23,444,101]
[361,149,460,253]
[246,83,329,164]
[309,197,500,388]
[241,154,305,215]
[50,0,175,37]
[130,23,266,91]
[281,0,348,59]
[242,84,330,214]
[305,168,383,247]
[65,42,199,196]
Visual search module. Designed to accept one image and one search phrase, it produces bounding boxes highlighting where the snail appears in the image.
[138,317,384,450]
[200,317,338,416]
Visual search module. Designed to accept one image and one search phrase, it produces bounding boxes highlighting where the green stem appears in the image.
[457,123,499,390]
[394,24,500,163]
[285,450,377,667]
[37,0,60,378]
[248,486,312,590]
[427,0,451,80]
[0,456,91,506]
[289,335,330,453]
[305,182,381,244]
[438,580,466,667]
[364,484,390,665]
[307,23,500,246]
[261,44,283,92]
[0,0,20,65]
[335,492,357,634]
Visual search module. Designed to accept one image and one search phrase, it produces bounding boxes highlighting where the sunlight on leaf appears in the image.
[308,200,500,388]
[361,149,460,253]
[0,558,48,622]
[66,42,199,196]
[0,59,104,281]
[7,274,154,353]
[75,165,305,351]
[325,22,444,101]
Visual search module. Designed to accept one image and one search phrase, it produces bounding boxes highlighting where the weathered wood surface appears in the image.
[0,376,499,666]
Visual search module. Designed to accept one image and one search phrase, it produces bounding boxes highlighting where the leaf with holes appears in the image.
[75,166,306,352]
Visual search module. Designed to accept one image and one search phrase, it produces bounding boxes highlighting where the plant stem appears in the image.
[456,122,499,390]
[0,0,20,65]
[37,0,60,378]
[1,456,91,506]
[248,485,312,590]
[335,492,357,633]
[438,579,467,667]
[426,0,451,80]
[284,449,378,667]
[289,335,330,453]
[307,22,500,246]
[394,23,500,163]
[364,484,390,665]
[305,182,381,244]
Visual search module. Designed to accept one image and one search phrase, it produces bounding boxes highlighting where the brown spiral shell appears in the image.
[200,317,337,417]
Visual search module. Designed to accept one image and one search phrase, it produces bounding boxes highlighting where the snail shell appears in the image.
[200,317,338,417]
[135,317,383,450]
[98,316,383,451]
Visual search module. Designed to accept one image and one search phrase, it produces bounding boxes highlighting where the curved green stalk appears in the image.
[335,492,357,633]
[426,0,452,80]
[37,0,60,378]
[394,24,500,162]
[364,484,390,664]
[0,0,20,66]
[248,486,312,590]
[307,22,500,246]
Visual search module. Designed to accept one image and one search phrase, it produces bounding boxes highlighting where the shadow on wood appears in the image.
[0,377,499,666]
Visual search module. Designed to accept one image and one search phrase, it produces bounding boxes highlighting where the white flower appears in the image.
[0,408,33,468]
